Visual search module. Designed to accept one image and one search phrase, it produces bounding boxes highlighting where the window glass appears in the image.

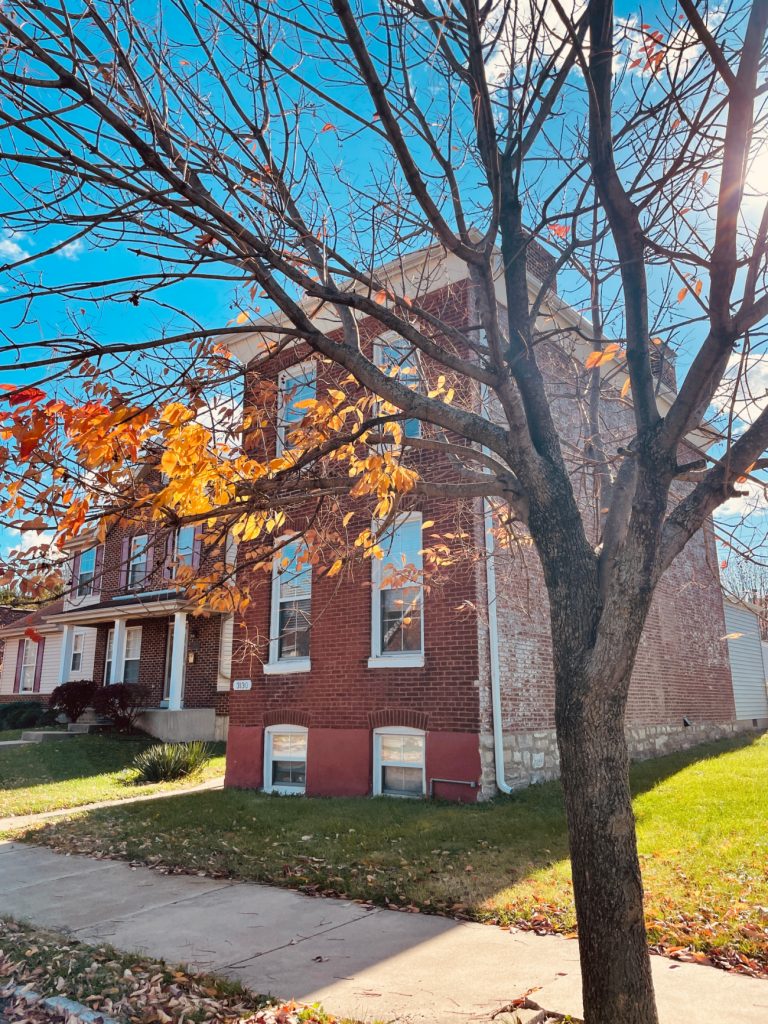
[128,535,148,588]
[175,526,196,569]
[376,338,422,438]
[277,363,316,453]
[376,731,425,797]
[77,547,96,597]
[71,631,84,673]
[20,639,37,692]
[273,539,311,661]
[105,626,141,685]
[267,729,307,793]
[376,517,423,656]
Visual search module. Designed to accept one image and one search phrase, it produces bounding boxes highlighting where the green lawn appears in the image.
[9,735,768,974]
[0,734,226,817]
[0,730,23,742]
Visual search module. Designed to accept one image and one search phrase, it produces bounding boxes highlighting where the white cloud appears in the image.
[4,529,56,560]
[484,1,587,83]
[718,482,768,520]
[0,230,28,262]
[713,353,768,428]
[57,238,85,261]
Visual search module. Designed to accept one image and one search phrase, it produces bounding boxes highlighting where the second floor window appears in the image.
[127,534,149,589]
[269,538,311,665]
[277,362,316,455]
[19,638,38,692]
[375,337,422,439]
[77,547,97,597]
[175,526,196,572]
[370,513,424,665]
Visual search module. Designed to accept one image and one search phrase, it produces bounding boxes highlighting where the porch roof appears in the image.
[48,590,191,626]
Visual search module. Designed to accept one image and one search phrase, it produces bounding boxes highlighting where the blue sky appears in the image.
[0,0,765,570]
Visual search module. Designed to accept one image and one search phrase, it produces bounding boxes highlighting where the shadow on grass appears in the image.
[16,732,766,926]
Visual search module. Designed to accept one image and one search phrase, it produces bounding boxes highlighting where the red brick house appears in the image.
[221,242,750,801]
[0,516,233,740]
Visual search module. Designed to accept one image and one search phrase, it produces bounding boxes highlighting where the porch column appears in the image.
[167,611,187,711]
[57,624,74,685]
[110,618,127,684]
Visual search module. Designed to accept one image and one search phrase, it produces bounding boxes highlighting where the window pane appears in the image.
[382,765,423,796]
[78,547,96,596]
[377,340,421,438]
[380,733,424,764]
[123,659,140,685]
[380,519,422,584]
[278,365,316,448]
[380,587,422,653]
[176,526,196,566]
[277,541,311,599]
[71,652,82,672]
[278,599,311,659]
[128,536,148,587]
[272,760,306,787]
[125,628,142,659]
[272,732,307,756]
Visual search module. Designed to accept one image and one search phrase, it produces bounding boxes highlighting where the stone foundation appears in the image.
[480,718,767,795]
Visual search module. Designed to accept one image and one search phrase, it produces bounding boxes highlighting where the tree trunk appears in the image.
[555,658,659,1024]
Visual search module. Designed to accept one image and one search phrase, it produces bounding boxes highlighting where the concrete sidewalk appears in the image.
[1,842,766,1023]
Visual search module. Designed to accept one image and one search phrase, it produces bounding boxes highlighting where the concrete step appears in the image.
[20,730,75,743]
[67,722,105,734]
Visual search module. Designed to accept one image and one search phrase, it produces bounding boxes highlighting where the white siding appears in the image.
[217,614,233,691]
[724,600,768,720]
[0,626,97,695]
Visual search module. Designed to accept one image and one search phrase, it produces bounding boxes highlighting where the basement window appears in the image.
[264,725,308,795]
[373,727,425,798]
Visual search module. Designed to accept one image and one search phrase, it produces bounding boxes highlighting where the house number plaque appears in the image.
[232,679,252,691]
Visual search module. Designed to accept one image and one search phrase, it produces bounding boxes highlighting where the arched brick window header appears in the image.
[263,709,311,728]
[368,708,428,731]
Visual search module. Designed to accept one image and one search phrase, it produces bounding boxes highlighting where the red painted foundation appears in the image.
[224,727,481,801]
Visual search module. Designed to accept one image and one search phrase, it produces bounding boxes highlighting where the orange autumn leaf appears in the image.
[549,223,569,238]
[321,123,336,133]
[25,626,43,643]
[694,279,703,297]
[621,378,631,398]
[677,285,688,303]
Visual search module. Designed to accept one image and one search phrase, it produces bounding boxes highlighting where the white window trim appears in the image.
[276,360,316,456]
[373,332,422,441]
[368,512,425,669]
[263,724,308,795]
[265,535,312,674]
[372,726,426,798]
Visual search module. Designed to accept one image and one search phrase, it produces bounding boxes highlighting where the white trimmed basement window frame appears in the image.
[372,726,426,798]
[263,724,308,795]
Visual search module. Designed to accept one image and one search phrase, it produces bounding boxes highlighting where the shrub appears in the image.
[129,740,212,784]
[49,680,97,722]
[0,701,53,729]
[92,683,148,732]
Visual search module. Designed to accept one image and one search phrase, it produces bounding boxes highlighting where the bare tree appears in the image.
[1,2,768,1021]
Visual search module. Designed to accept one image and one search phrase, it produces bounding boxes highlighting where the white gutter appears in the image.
[484,497,512,795]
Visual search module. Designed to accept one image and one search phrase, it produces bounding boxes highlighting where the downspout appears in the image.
[484,496,513,794]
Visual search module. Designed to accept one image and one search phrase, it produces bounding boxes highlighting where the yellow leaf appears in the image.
[651,337,662,346]
[327,559,343,577]
[236,311,249,325]
[585,351,602,369]
[160,450,178,475]
[621,378,631,398]
[342,511,355,527]
[422,520,435,529]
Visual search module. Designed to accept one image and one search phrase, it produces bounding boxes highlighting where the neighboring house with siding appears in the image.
[724,596,768,723]
[221,241,754,802]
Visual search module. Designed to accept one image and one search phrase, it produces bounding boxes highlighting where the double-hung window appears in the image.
[70,631,84,675]
[105,625,142,685]
[265,538,311,674]
[369,513,424,668]
[374,336,422,439]
[77,547,97,597]
[19,638,38,692]
[277,362,316,455]
[174,526,196,575]
[127,534,149,589]
[373,727,426,797]
[263,725,308,794]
